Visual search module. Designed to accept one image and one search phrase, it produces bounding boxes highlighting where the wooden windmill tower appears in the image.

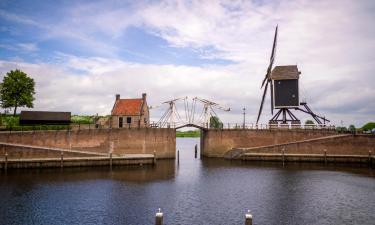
[256,26,330,126]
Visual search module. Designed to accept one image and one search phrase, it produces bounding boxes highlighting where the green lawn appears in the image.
[176,130,200,137]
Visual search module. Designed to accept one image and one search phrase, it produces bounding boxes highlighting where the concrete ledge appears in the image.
[241,153,375,165]
[0,154,155,169]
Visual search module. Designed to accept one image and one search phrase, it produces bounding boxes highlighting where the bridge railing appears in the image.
[222,123,336,131]
[149,122,336,131]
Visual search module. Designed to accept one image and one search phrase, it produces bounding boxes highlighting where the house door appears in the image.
[119,117,123,128]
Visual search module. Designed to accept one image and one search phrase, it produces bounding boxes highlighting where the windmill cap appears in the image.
[271,65,300,80]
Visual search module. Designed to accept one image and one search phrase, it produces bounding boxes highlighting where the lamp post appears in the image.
[243,107,246,129]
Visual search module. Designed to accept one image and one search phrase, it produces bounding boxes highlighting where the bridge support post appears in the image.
[155,208,163,225]
[245,210,252,225]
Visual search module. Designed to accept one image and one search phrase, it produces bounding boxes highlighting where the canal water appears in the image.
[0,138,374,225]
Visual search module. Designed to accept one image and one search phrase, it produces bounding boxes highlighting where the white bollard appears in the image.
[245,210,252,225]
[155,208,163,225]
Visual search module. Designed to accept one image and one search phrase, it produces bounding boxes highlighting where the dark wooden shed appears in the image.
[19,111,71,125]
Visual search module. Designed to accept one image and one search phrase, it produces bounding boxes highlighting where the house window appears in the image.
[144,118,147,124]
[127,117,132,124]
[119,117,123,128]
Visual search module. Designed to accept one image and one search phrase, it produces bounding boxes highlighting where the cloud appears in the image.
[0,0,374,127]
[17,43,39,52]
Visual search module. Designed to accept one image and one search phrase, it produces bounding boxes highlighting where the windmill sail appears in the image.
[256,25,278,124]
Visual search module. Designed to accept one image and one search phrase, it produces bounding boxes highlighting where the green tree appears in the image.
[210,116,223,129]
[362,122,375,131]
[305,120,314,125]
[348,124,356,133]
[0,69,35,116]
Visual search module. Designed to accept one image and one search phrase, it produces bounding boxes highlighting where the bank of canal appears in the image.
[0,138,374,225]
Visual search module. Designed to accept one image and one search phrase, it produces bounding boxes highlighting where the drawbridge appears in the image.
[150,97,230,130]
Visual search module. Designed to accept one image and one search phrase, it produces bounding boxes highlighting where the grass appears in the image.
[176,130,200,137]
[71,115,94,124]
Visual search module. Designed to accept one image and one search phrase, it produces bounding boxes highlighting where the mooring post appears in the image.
[155,208,163,225]
[369,150,372,166]
[282,148,285,166]
[153,150,156,165]
[5,151,8,171]
[60,151,64,168]
[195,144,197,158]
[109,152,113,168]
[324,149,327,165]
[68,130,72,150]
[245,210,252,225]
[178,150,180,163]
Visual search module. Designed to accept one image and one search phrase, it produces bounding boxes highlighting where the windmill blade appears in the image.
[270,80,274,114]
[261,74,268,88]
[261,26,278,88]
[256,81,269,124]
[270,25,278,63]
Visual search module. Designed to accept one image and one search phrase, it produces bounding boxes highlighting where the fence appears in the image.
[0,121,340,132]
[150,121,337,131]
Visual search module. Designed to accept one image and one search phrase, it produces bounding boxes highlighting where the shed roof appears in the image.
[271,65,300,80]
[111,99,144,116]
[20,111,71,121]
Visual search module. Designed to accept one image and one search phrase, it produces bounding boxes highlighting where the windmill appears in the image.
[256,26,330,126]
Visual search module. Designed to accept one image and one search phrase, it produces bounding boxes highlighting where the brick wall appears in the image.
[0,128,176,159]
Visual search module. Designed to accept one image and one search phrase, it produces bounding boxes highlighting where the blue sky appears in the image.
[0,0,374,127]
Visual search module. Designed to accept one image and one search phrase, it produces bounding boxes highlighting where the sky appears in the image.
[0,0,374,127]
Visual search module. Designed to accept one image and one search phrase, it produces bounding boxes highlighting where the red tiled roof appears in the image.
[112,99,143,116]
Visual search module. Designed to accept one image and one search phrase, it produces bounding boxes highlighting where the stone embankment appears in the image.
[225,134,375,165]
[0,128,174,169]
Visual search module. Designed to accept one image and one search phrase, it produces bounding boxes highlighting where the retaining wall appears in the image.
[240,135,375,155]
[200,129,337,157]
[0,128,176,159]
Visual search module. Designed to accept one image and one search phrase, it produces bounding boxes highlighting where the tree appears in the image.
[348,124,356,133]
[305,120,314,125]
[210,116,223,129]
[0,69,35,116]
[362,122,375,131]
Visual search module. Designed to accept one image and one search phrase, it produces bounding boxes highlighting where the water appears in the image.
[1,138,374,225]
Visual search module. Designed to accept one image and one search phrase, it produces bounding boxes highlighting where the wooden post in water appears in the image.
[324,149,327,165]
[369,150,372,167]
[5,151,8,171]
[177,150,180,165]
[155,208,163,225]
[109,153,113,168]
[109,141,114,168]
[195,144,197,158]
[282,148,285,166]
[245,210,252,225]
[60,151,64,168]
[153,151,156,165]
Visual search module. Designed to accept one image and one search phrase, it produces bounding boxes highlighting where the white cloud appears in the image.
[17,43,39,52]
[0,0,374,127]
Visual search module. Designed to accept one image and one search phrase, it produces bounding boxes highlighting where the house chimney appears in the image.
[142,93,147,101]
[116,94,120,100]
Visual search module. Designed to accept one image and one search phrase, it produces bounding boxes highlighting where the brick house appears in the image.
[110,93,149,128]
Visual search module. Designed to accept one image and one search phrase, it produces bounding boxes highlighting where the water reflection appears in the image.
[0,138,374,225]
